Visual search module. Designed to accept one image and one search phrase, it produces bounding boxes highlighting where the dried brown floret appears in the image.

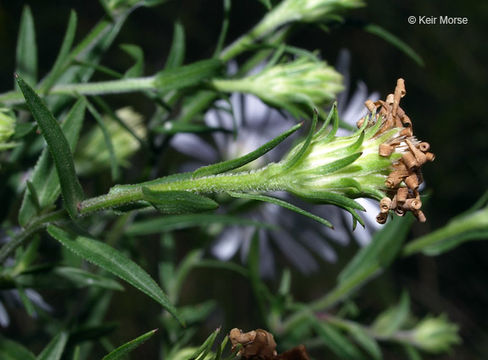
[361,78,435,223]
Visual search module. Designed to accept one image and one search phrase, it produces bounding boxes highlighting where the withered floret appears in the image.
[359,78,435,223]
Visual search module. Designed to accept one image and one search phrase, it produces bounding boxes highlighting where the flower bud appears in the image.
[412,315,461,353]
[75,107,146,175]
[0,108,16,151]
[212,58,343,113]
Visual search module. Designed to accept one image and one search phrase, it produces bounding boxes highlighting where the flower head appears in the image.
[252,0,364,39]
[277,79,435,223]
[212,58,343,117]
[75,107,146,175]
[412,315,461,353]
[0,107,16,151]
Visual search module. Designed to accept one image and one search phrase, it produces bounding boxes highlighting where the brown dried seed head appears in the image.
[393,161,408,171]
[418,142,430,152]
[402,115,413,127]
[402,152,418,169]
[386,93,395,105]
[380,197,392,212]
[406,139,427,165]
[365,99,376,112]
[390,195,398,209]
[379,143,394,157]
[415,210,427,222]
[396,187,409,203]
[395,207,406,216]
[404,198,422,210]
[400,127,413,137]
[376,212,388,224]
[386,170,408,188]
[405,174,419,190]
[357,117,365,128]
[425,152,435,162]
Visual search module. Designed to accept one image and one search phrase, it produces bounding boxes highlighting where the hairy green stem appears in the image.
[79,167,281,214]
[0,76,156,105]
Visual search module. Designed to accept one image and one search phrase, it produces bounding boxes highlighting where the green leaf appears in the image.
[365,24,424,67]
[13,122,36,139]
[193,123,302,178]
[126,214,275,236]
[306,152,362,176]
[154,59,223,92]
[0,336,36,360]
[40,10,78,92]
[120,44,144,78]
[248,231,268,319]
[228,192,333,228]
[19,98,86,226]
[17,77,84,219]
[348,324,382,360]
[68,323,117,344]
[339,215,414,284]
[213,0,231,57]
[371,291,410,338]
[142,188,219,214]
[312,320,365,360]
[15,6,37,86]
[165,22,185,69]
[189,328,220,360]
[152,122,231,135]
[37,332,68,360]
[284,109,317,170]
[54,267,124,291]
[86,100,119,180]
[47,225,183,325]
[102,329,157,360]
[256,0,272,10]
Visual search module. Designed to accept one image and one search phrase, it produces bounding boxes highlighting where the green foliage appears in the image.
[0,1,477,359]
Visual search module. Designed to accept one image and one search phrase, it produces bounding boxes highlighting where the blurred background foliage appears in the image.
[0,1,487,359]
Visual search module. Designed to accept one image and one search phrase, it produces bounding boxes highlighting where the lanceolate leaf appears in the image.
[47,225,183,325]
[36,332,68,360]
[312,320,366,360]
[17,77,84,219]
[228,192,333,228]
[102,329,157,360]
[19,97,86,226]
[126,214,275,236]
[283,109,317,170]
[15,6,37,87]
[165,22,185,69]
[193,123,302,178]
[40,10,78,92]
[154,59,223,92]
[0,337,36,360]
[142,187,219,214]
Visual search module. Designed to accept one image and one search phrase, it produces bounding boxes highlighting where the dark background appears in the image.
[0,1,487,359]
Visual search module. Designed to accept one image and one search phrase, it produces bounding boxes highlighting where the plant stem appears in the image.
[79,167,280,215]
[0,77,156,105]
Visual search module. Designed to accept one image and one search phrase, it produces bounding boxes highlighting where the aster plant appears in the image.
[0,0,479,359]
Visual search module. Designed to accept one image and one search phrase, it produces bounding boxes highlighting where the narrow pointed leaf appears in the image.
[365,24,424,67]
[155,59,223,92]
[19,97,86,226]
[312,320,365,360]
[0,337,36,360]
[126,214,276,236]
[339,215,414,285]
[372,291,410,337]
[283,110,317,170]
[316,102,337,138]
[228,192,333,228]
[142,187,218,214]
[37,332,68,360]
[193,123,302,178]
[54,267,124,291]
[321,104,339,142]
[47,225,183,325]
[102,329,157,360]
[189,328,220,360]
[348,324,382,360]
[40,11,77,92]
[16,6,37,86]
[308,152,362,176]
[165,22,185,69]
[120,44,144,78]
[303,191,365,211]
